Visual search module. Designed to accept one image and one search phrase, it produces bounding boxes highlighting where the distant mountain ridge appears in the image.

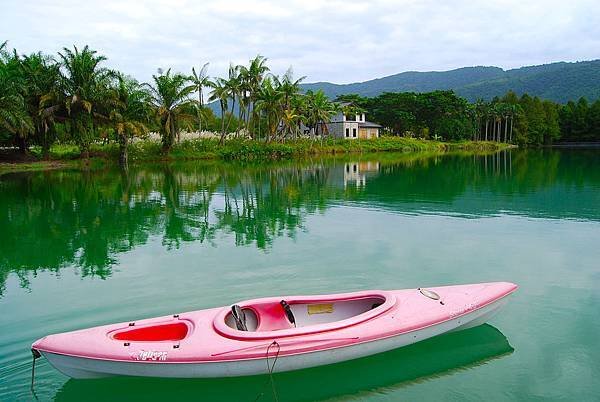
[301,60,600,103]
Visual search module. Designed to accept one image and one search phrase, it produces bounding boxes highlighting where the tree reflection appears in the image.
[1,148,599,293]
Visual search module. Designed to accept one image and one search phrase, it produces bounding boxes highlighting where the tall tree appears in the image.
[305,90,338,139]
[19,52,63,158]
[255,77,284,141]
[58,45,113,158]
[208,78,230,144]
[190,62,210,131]
[106,74,151,167]
[0,42,33,149]
[238,55,269,137]
[146,69,196,152]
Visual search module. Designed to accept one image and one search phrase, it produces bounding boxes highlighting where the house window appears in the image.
[352,128,357,138]
[345,128,350,138]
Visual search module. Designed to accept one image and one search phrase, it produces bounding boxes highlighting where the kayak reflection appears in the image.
[54,324,513,402]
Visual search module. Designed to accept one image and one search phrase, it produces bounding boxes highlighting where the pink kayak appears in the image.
[32,282,517,379]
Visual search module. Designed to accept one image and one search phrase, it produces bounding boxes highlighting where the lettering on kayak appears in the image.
[130,350,168,361]
[448,302,477,318]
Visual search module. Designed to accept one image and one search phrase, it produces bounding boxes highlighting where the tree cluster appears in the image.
[559,97,600,143]
[337,90,599,145]
[0,42,338,167]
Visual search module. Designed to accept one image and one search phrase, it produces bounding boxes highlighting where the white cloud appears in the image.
[1,0,598,84]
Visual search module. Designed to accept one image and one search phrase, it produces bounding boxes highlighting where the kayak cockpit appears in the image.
[215,291,396,340]
[109,321,191,342]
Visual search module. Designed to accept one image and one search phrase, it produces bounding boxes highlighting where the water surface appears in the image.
[1,149,599,401]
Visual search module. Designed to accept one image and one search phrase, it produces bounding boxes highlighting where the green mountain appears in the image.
[301,60,600,103]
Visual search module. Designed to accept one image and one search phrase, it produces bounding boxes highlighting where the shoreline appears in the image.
[0,138,513,176]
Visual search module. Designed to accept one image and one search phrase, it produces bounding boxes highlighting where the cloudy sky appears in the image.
[2,0,599,84]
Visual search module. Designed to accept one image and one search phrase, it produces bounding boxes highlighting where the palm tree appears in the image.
[272,67,305,140]
[107,75,151,167]
[190,63,210,131]
[208,78,230,144]
[274,67,305,111]
[254,77,284,141]
[474,99,487,141]
[489,104,501,142]
[145,69,196,152]
[502,103,510,142]
[0,43,33,150]
[508,103,520,143]
[20,52,63,158]
[280,108,301,140]
[223,63,242,134]
[305,90,337,139]
[58,45,113,158]
[238,55,269,137]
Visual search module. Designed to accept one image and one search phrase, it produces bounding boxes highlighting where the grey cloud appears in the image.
[1,0,598,84]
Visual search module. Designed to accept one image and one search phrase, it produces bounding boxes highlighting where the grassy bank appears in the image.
[1,138,512,175]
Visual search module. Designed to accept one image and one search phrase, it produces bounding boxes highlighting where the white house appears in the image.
[325,110,382,140]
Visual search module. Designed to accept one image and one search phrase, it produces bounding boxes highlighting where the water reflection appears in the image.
[54,324,513,402]
[1,148,599,294]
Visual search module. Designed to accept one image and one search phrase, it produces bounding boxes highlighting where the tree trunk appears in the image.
[219,103,226,145]
[485,120,489,141]
[504,117,508,142]
[496,120,500,142]
[41,134,51,160]
[237,102,244,137]
[198,90,203,132]
[17,135,28,154]
[119,134,128,168]
[225,98,236,134]
[509,117,514,143]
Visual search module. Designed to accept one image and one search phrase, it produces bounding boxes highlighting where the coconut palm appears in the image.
[223,63,242,134]
[274,67,305,111]
[305,90,338,139]
[271,68,305,140]
[145,69,196,152]
[208,78,230,144]
[238,55,269,137]
[280,108,301,140]
[58,45,114,158]
[19,52,63,157]
[190,62,210,131]
[107,75,151,166]
[0,43,33,149]
[254,77,284,141]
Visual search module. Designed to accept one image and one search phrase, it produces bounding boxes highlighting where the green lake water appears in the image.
[1,148,599,401]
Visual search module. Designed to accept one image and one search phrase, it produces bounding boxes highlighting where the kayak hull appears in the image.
[36,290,512,379]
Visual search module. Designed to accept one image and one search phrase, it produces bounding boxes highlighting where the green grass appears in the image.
[1,138,512,175]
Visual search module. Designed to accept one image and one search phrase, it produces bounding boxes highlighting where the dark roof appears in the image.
[359,121,382,128]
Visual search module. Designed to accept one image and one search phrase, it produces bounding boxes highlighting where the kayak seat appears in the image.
[224,302,292,332]
[253,302,295,332]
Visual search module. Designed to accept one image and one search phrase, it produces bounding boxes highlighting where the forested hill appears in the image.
[301,60,600,103]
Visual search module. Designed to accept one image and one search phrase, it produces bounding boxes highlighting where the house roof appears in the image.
[359,121,382,128]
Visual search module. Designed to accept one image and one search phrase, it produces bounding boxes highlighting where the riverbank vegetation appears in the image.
[1,42,344,168]
[2,41,593,173]
[0,137,507,175]
[337,91,600,147]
